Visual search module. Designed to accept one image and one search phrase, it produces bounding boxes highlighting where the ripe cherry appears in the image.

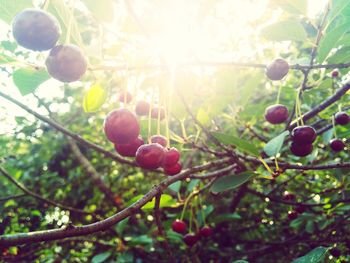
[172,219,187,234]
[335,112,350,125]
[330,139,345,152]
[135,143,165,169]
[295,205,306,214]
[331,70,339,78]
[104,109,140,144]
[183,233,199,247]
[329,248,341,258]
[119,91,132,103]
[135,100,150,116]
[199,226,213,238]
[164,163,182,176]
[150,135,168,147]
[151,107,165,120]
[283,192,296,201]
[46,44,87,82]
[12,9,61,51]
[163,147,180,167]
[287,210,298,220]
[290,142,313,157]
[291,126,317,144]
[114,136,144,157]
[266,58,289,81]
[265,104,289,124]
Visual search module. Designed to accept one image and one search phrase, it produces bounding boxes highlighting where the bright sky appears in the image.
[0,0,328,135]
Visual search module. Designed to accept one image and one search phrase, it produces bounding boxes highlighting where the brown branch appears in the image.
[0,194,26,202]
[0,166,93,215]
[229,183,248,213]
[153,193,175,263]
[0,158,228,246]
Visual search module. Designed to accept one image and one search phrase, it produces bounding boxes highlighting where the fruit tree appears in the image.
[1,0,350,262]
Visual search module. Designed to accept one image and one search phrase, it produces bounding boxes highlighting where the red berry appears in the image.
[331,70,339,78]
[199,226,213,238]
[295,205,306,214]
[114,136,144,157]
[151,107,165,120]
[150,135,168,147]
[46,44,87,82]
[290,142,313,157]
[287,211,298,220]
[330,139,345,152]
[291,126,317,144]
[265,104,289,124]
[183,233,199,246]
[163,147,180,167]
[329,248,341,258]
[135,143,165,169]
[335,112,350,126]
[104,109,140,144]
[164,163,182,176]
[135,100,150,116]
[171,219,187,234]
[266,58,289,81]
[119,91,132,103]
[283,192,296,201]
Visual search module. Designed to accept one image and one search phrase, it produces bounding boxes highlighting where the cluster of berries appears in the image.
[104,92,182,175]
[171,219,213,246]
[12,9,87,83]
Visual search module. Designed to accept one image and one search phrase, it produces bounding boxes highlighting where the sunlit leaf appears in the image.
[92,252,111,263]
[292,247,329,263]
[261,19,307,42]
[82,0,114,23]
[264,131,289,157]
[0,0,33,24]
[83,84,107,112]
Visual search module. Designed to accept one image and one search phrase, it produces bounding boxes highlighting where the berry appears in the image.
[330,139,345,152]
[135,143,165,169]
[331,70,339,78]
[114,136,144,157]
[150,135,168,147]
[335,112,350,126]
[329,248,341,258]
[46,44,87,82]
[295,205,306,214]
[12,9,61,51]
[183,233,199,247]
[287,210,298,220]
[199,226,213,238]
[163,147,180,167]
[265,104,289,124]
[104,109,140,144]
[151,107,165,120]
[171,219,187,234]
[291,126,317,144]
[135,100,150,116]
[266,58,289,81]
[283,192,296,201]
[290,142,313,157]
[164,163,182,176]
[119,91,132,103]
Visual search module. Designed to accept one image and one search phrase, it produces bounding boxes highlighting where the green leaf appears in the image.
[82,0,114,23]
[263,131,289,157]
[271,0,307,14]
[292,247,329,263]
[322,128,333,144]
[212,132,260,156]
[126,194,175,210]
[0,53,16,64]
[83,84,107,112]
[210,171,256,193]
[211,213,241,224]
[325,1,350,31]
[168,181,181,193]
[0,0,33,24]
[91,252,111,263]
[261,19,307,42]
[128,235,153,246]
[317,20,350,63]
[13,68,50,95]
[239,72,264,106]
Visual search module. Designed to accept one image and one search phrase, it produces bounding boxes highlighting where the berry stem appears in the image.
[65,0,74,45]
[148,87,155,143]
[276,84,282,104]
[198,195,206,225]
[332,115,337,139]
[42,0,50,10]
[180,191,197,221]
[258,157,274,175]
